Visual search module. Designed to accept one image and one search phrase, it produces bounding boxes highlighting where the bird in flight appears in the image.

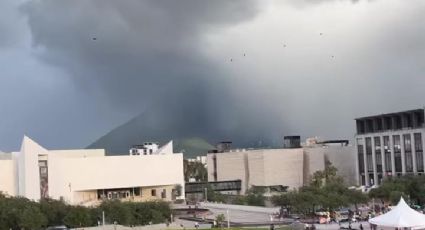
[92,37,97,41]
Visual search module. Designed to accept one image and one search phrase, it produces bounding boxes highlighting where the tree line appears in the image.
[271,161,368,216]
[0,193,171,229]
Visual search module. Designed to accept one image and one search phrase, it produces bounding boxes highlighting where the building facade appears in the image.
[0,136,185,205]
[355,109,425,186]
[206,139,356,194]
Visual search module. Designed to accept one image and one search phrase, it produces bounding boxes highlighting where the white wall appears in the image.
[208,148,304,194]
[48,153,184,204]
[263,149,304,189]
[48,149,105,158]
[18,136,48,200]
[0,159,16,196]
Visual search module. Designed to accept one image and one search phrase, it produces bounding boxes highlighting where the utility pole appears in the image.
[102,211,105,226]
[204,187,208,201]
[227,209,230,228]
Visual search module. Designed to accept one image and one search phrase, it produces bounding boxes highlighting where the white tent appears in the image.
[369,197,425,229]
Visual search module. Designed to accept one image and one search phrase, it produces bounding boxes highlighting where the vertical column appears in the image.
[411,133,418,174]
[380,136,386,177]
[363,137,369,186]
[400,134,406,175]
[371,137,378,185]
[422,131,425,174]
[355,139,361,186]
[390,135,396,176]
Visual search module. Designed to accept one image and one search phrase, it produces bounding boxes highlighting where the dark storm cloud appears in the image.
[22,0,261,112]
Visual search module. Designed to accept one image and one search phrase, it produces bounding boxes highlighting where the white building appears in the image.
[355,108,425,186]
[206,139,356,194]
[0,136,185,206]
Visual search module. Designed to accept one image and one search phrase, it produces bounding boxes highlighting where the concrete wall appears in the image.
[0,159,16,196]
[263,149,304,189]
[325,146,357,186]
[303,146,356,186]
[207,148,304,194]
[48,153,185,204]
[49,149,105,158]
[303,148,325,185]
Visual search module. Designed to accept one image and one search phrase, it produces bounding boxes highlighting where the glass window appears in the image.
[393,135,402,172]
[384,136,392,172]
[357,138,365,173]
[415,133,424,172]
[366,138,373,172]
[404,134,413,172]
[374,137,382,172]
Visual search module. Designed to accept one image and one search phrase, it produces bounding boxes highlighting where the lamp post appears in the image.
[227,209,230,228]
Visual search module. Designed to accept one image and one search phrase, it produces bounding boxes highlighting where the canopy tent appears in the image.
[369,197,425,229]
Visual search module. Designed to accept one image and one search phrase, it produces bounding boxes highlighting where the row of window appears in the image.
[97,188,168,199]
[358,133,423,175]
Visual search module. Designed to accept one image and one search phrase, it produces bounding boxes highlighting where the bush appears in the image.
[0,195,171,229]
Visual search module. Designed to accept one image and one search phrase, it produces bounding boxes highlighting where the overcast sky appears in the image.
[1,0,424,151]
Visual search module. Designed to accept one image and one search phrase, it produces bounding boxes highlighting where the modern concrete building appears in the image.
[207,139,356,195]
[355,108,425,186]
[0,136,185,205]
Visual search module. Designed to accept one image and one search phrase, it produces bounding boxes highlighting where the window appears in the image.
[149,149,153,154]
[366,138,373,172]
[415,133,424,172]
[357,138,365,173]
[404,134,413,172]
[393,135,402,172]
[151,189,156,197]
[374,137,382,172]
[161,189,166,199]
[384,136,392,172]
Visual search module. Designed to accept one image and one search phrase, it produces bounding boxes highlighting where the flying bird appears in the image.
[243,53,246,57]
[92,37,97,41]
[230,58,233,62]
[320,33,323,36]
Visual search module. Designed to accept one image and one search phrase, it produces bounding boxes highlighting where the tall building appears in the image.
[355,108,425,186]
[0,136,185,205]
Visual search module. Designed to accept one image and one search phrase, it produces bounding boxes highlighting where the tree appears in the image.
[63,206,93,228]
[245,187,266,206]
[184,160,207,182]
[18,205,48,230]
[39,198,69,226]
[215,214,226,228]
[99,200,133,225]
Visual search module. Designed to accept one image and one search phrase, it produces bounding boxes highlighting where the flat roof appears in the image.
[355,108,424,120]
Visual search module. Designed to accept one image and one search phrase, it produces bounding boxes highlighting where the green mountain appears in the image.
[87,100,285,158]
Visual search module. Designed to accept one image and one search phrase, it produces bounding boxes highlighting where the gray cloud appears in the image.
[1,0,424,151]
[21,0,261,112]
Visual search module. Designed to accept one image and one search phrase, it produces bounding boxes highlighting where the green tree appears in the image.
[39,198,69,226]
[18,205,48,230]
[245,187,265,206]
[184,160,207,182]
[63,206,93,228]
[99,200,133,225]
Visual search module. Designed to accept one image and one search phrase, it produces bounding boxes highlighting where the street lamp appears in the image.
[227,209,230,228]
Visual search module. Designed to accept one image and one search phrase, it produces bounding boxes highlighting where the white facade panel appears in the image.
[0,159,16,196]
[48,153,184,204]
